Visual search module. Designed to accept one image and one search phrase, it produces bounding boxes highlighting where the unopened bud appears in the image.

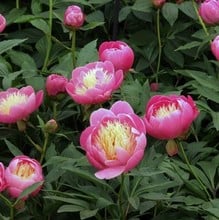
[44,119,58,133]
[165,139,178,157]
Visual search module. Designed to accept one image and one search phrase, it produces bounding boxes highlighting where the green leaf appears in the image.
[76,40,98,66]
[119,6,131,22]
[178,1,197,19]
[162,3,178,26]
[128,196,140,209]
[175,41,201,51]
[132,0,153,13]
[211,111,219,131]
[58,204,84,213]
[30,19,50,34]
[5,8,26,25]
[0,39,27,55]
[80,22,105,31]
[4,139,23,156]
[80,209,98,220]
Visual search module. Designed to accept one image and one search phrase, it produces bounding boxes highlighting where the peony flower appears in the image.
[143,95,199,140]
[65,61,123,104]
[80,101,147,179]
[211,35,219,61]
[198,0,219,25]
[0,86,43,124]
[5,155,44,199]
[98,41,134,72]
[64,5,85,29]
[152,0,166,8]
[0,14,6,33]
[0,162,7,192]
[46,74,68,96]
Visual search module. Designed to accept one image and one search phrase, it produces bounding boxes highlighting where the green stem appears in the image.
[42,0,53,72]
[71,30,76,68]
[53,101,58,120]
[0,193,14,220]
[16,0,19,8]
[177,139,211,200]
[25,134,42,153]
[192,0,210,39]
[118,174,126,220]
[40,132,49,164]
[156,9,161,83]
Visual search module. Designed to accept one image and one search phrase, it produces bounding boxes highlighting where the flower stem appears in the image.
[156,9,161,83]
[42,0,53,72]
[192,0,210,40]
[177,140,211,200]
[71,30,76,68]
[25,134,42,153]
[40,132,49,164]
[0,193,14,220]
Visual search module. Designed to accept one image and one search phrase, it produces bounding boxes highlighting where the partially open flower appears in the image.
[98,41,134,73]
[0,162,7,192]
[80,101,147,179]
[5,155,44,199]
[143,95,199,140]
[211,35,219,61]
[0,86,43,124]
[66,61,123,104]
[152,0,166,8]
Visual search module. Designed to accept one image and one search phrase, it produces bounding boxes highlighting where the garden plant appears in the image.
[0,0,219,219]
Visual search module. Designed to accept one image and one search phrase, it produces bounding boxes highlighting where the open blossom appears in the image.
[0,162,7,192]
[5,155,44,199]
[143,95,199,140]
[198,0,219,25]
[65,61,123,104]
[0,14,6,33]
[211,35,219,60]
[0,86,43,124]
[98,41,134,72]
[64,5,85,29]
[46,74,68,96]
[80,101,147,179]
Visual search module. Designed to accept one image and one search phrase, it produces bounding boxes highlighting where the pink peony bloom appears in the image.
[5,155,44,199]
[211,35,219,60]
[0,86,43,124]
[143,95,199,140]
[152,0,166,8]
[66,61,123,104]
[0,162,7,192]
[80,101,147,179]
[0,14,6,33]
[64,5,85,29]
[199,0,219,25]
[46,74,68,96]
[98,41,134,72]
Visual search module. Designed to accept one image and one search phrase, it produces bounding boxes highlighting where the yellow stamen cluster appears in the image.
[75,68,112,95]
[0,93,28,114]
[155,103,179,118]
[13,162,35,179]
[95,121,135,160]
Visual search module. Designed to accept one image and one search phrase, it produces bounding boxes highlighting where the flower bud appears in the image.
[44,119,58,133]
[150,83,159,92]
[165,139,178,157]
[0,14,6,33]
[64,5,85,29]
[152,0,166,8]
[211,35,219,61]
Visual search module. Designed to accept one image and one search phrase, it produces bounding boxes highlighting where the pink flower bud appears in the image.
[150,83,159,92]
[165,139,178,156]
[5,155,44,199]
[199,0,219,25]
[46,74,68,96]
[64,5,85,29]
[44,119,58,133]
[152,0,166,8]
[211,35,219,61]
[0,14,6,33]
